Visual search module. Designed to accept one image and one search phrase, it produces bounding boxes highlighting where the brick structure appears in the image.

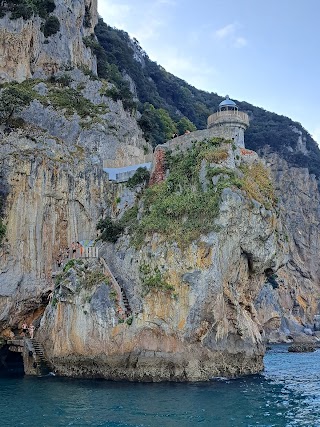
[240,148,255,156]
[149,148,166,185]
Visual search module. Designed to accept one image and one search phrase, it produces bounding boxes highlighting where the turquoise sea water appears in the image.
[1,345,320,427]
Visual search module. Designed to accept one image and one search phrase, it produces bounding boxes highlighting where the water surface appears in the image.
[1,345,320,427]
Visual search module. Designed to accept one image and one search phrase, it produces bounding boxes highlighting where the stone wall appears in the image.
[149,149,166,185]
[161,125,245,153]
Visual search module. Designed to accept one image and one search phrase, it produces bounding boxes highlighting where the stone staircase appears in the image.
[121,287,132,317]
[99,257,132,317]
[28,339,53,376]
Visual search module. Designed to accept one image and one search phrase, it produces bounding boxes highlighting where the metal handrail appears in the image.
[208,111,249,126]
[99,257,124,311]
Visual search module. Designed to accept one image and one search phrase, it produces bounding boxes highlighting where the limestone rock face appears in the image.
[1,0,320,380]
[254,152,320,342]
[0,71,149,330]
[0,0,97,83]
[38,179,284,381]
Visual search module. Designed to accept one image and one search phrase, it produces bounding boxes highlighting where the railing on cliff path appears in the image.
[78,246,99,259]
[207,110,249,127]
[54,244,131,316]
[99,257,129,314]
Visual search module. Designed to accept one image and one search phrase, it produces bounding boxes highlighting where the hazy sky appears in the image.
[98,0,320,142]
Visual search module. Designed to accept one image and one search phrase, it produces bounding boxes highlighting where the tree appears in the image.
[42,15,60,38]
[97,217,123,243]
[157,108,177,142]
[138,103,177,147]
[176,117,197,135]
[0,86,33,124]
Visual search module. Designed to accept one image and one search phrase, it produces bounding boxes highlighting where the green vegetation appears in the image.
[83,5,91,27]
[54,272,63,287]
[47,86,106,117]
[0,0,60,38]
[97,206,139,243]
[127,167,150,188]
[133,141,228,246]
[0,78,107,123]
[95,20,320,178]
[203,148,229,163]
[240,163,277,209]
[176,117,197,135]
[0,219,5,245]
[0,84,34,124]
[97,216,123,243]
[109,289,117,301]
[0,0,56,20]
[42,15,60,37]
[138,103,177,146]
[81,270,107,289]
[97,137,276,248]
[63,259,76,273]
[50,74,72,87]
[83,35,136,111]
[139,263,175,296]
[126,316,133,325]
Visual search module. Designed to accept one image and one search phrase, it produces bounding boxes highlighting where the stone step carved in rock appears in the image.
[25,338,54,376]
[99,257,132,317]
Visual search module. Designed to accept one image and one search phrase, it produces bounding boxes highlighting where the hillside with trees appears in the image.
[93,19,320,178]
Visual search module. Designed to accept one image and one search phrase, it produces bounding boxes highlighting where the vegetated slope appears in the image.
[94,19,320,178]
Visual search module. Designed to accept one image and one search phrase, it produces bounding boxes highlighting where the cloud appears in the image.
[98,0,176,43]
[131,16,164,43]
[98,0,131,29]
[214,23,247,48]
[215,24,236,39]
[149,47,218,91]
[156,0,176,4]
[234,37,248,48]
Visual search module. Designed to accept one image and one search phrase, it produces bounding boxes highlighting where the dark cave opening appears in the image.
[242,250,254,275]
[0,345,24,377]
[264,268,279,289]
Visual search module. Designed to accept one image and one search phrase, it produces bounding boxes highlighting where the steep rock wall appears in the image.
[0,71,150,331]
[38,164,286,381]
[254,152,320,341]
[0,136,108,329]
[0,0,97,83]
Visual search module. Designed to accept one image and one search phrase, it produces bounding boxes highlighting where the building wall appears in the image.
[160,124,246,154]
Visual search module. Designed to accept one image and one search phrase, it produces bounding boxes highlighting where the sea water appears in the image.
[0,345,320,427]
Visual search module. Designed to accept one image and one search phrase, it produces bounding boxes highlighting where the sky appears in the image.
[98,0,320,143]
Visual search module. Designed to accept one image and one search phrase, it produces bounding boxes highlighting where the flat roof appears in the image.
[103,162,152,180]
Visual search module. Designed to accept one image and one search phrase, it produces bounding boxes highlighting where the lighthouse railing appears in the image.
[207,111,249,127]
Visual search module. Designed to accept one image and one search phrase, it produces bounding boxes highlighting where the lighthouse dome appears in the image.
[219,95,237,108]
[219,95,238,112]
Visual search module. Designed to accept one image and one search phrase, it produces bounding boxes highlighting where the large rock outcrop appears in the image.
[254,151,320,342]
[37,140,286,381]
[0,70,150,331]
[0,0,97,83]
[1,0,320,382]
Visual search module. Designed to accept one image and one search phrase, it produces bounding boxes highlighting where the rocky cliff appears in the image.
[35,137,287,381]
[253,151,320,342]
[0,68,150,335]
[0,0,320,382]
[0,0,97,83]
